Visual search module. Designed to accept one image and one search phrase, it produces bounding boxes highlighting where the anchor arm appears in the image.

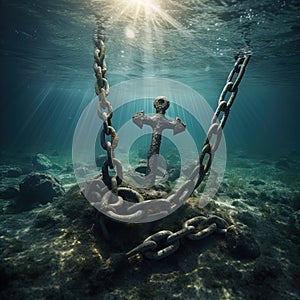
[160,115,186,135]
[132,111,154,129]
[172,117,186,135]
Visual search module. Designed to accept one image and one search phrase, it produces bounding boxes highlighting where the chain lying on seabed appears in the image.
[91,33,251,260]
[126,215,228,261]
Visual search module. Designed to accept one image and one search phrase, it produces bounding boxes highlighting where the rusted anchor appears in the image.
[132,96,186,187]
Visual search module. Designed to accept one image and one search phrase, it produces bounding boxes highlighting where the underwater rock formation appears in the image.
[32,153,53,170]
[19,172,64,206]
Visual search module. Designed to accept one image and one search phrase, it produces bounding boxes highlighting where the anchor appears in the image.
[132,96,186,187]
[89,37,251,223]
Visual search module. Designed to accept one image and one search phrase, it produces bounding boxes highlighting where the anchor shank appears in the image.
[146,132,162,176]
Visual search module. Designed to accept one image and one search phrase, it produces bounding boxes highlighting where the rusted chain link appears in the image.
[126,215,228,261]
[91,35,251,223]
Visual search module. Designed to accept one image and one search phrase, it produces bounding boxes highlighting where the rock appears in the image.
[59,185,96,222]
[236,211,257,227]
[135,165,147,174]
[244,189,257,198]
[249,180,265,186]
[19,173,64,206]
[32,153,53,170]
[0,187,20,199]
[226,224,260,259]
[52,163,63,170]
[6,167,23,178]
[0,165,22,178]
[34,211,57,228]
[137,188,168,200]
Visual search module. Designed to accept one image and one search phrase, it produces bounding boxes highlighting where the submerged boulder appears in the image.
[0,187,20,199]
[32,153,53,170]
[226,224,260,259]
[6,167,23,178]
[19,172,64,206]
[0,165,23,178]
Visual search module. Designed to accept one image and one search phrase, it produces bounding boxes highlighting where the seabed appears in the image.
[0,148,299,300]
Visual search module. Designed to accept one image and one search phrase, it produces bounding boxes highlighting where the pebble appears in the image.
[32,153,53,170]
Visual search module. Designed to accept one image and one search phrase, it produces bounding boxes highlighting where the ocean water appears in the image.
[1,0,299,156]
[1,0,300,299]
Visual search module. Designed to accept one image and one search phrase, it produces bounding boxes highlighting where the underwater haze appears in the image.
[1,0,300,299]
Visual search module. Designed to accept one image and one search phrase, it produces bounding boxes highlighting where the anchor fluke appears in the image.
[132,111,145,129]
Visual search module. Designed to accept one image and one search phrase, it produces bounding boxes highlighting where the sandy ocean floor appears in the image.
[0,149,299,300]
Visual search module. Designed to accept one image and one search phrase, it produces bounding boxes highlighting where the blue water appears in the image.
[1,0,299,157]
[1,2,300,298]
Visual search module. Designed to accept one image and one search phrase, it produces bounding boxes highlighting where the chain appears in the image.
[193,51,251,189]
[91,34,251,224]
[126,215,228,261]
[94,34,121,187]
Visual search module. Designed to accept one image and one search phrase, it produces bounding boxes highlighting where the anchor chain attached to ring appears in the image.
[91,33,251,224]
